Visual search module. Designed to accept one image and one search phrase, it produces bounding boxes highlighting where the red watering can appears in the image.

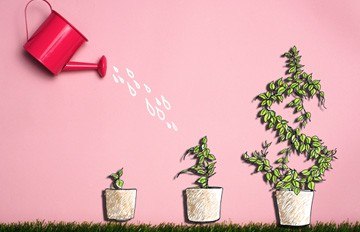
[23,0,107,77]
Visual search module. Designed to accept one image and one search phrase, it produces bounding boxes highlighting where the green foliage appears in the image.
[175,136,217,188]
[243,46,337,194]
[0,221,359,231]
[108,168,124,189]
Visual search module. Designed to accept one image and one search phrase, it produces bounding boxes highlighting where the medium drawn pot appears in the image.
[104,188,137,221]
[185,187,223,223]
[275,190,314,226]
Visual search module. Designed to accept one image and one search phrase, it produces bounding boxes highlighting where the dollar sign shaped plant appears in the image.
[176,136,216,188]
[108,168,124,189]
[242,46,337,195]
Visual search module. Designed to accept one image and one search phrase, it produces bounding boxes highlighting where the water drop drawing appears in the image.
[112,74,119,83]
[161,95,171,110]
[126,68,135,78]
[156,107,165,121]
[171,122,178,131]
[113,66,119,73]
[133,80,141,89]
[111,65,178,132]
[127,82,137,96]
[166,122,172,129]
[156,97,161,106]
[145,98,156,116]
[144,84,152,93]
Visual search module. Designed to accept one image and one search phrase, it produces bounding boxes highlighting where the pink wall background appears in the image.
[1,0,360,224]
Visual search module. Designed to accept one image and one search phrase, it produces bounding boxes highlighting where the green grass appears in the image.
[0,222,359,232]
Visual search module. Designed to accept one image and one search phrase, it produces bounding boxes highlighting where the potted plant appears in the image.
[175,136,223,223]
[104,168,137,221]
[242,46,337,226]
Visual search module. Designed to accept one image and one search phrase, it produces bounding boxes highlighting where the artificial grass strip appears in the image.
[0,221,359,232]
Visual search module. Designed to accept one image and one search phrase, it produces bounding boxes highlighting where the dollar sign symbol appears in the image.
[242,46,337,195]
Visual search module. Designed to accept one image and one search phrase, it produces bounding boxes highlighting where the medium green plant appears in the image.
[108,168,124,189]
[175,136,216,188]
[242,46,337,195]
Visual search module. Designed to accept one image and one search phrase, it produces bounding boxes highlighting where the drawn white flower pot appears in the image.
[105,188,137,221]
[185,187,223,222]
[275,190,314,226]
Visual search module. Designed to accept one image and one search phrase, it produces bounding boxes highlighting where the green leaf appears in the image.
[248,157,257,162]
[300,144,306,153]
[264,159,270,167]
[292,180,300,188]
[110,173,119,179]
[266,172,272,181]
[259,93,267,100]
[201,136,208,144]
[197,176,207,184]
[269,82,275,90]
[276,181,283,188]
[283,182,292,189]
[117,168,123,177]
[266,100,272,107]
[197,169,206,175]
[207,154,216,161]
[264,113,270,122]
[115,179,124,189]
[283,175,292,182]
[301,170,311,176]
[289,66,296,74]
[274,169,280,177]
[277,87,286,95]
[199,156,205,164]
[308,181,315,190]
[300,134,306,142]
[194,146,200,153]
[294,187,300,195]
[260,109,267,116]
[313,141,321,147]
[272,175,277,183]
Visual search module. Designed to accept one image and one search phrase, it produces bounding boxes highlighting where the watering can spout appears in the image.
[63,56,107,77]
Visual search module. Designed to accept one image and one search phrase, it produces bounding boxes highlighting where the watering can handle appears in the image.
[24,0,53,41]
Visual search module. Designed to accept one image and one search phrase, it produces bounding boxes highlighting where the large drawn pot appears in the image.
[104,188,137,221]
[185,187,223,223]
[275,190,314,226]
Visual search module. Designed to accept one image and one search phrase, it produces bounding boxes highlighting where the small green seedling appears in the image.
[175,136,217,188]
[108,168,124,189]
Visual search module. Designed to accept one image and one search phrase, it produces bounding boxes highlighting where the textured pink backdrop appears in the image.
[1,0,360,224]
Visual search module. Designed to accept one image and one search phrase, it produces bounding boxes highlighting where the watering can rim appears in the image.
[48,10,88,42]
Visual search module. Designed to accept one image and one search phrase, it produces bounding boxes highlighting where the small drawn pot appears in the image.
[185,187,223,223]
[275,190,314,226]
[104,188,137,221]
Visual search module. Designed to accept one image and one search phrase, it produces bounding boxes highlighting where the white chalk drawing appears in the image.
[144,84,151,93]
[145,98,156,116]
[126,68,135,78]
[133,80,141,89]
[155,97,161,106]
[113,66,119,73]
[112,65,178,131]
[113,74,124,84]
[112,74,119,83]
[166,122,172,129]
[161,95,171,110]
[156,107,165,121]
[127,82,137,97]
[171,121,178,131]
